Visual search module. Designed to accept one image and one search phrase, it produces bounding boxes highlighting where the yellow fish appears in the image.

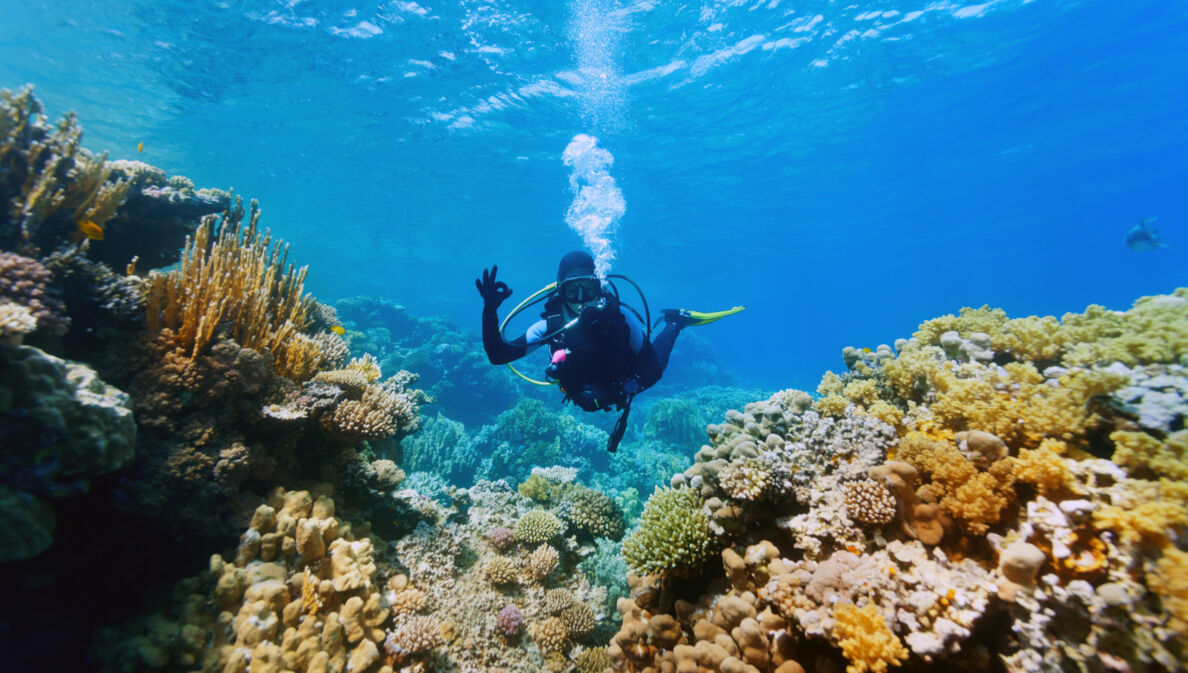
[330,325,345,335]
[77,219,105,240]
[137,141,144,153]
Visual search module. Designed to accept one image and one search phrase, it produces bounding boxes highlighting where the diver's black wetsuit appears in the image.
[481,295,680,401]
[475,257,683,451]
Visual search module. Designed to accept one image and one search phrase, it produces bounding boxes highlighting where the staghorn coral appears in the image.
[561,602,597,638]
[534,616,570,654]
[544,588,575,613]
[384,615,443,659]
[483,556,520,586]
[488,526,515,551]
[497,604,525,638]
[143,198,313,364]
[320,378,419,443]
[621,486,715,578]
[575,646,612,673]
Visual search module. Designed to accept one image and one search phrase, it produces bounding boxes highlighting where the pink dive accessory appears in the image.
[552,349,568,364]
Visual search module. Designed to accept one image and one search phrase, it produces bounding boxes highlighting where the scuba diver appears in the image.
[1125,217,1169,251]
[476,250,744,453]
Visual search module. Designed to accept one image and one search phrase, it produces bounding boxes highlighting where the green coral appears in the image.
[560,486,625,541]
[514,509,564,544]
[518,473,568,504]
[621,486,714,578]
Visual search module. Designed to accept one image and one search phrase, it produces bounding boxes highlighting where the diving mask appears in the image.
[560,277,602,304]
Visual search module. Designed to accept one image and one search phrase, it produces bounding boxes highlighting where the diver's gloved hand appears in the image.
[475,265,513,310]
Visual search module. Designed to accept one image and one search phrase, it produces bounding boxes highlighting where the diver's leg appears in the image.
[636,322,681,390]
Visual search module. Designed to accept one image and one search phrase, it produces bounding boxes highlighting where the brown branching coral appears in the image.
[319,374,422,443]
[1,87,132,253]
[144,198,313,367]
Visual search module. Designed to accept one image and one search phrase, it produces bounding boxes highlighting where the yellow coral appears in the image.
[861,400,904,427]
[941,458,1016,535]
[1149,547,1188,642]
[1062,290,1188,367]
[894,432,1016,535]
[843,379,880,406]
[913,305,1008,347]
[831,602,908,673]
[1111,430,1188,482]
[1015,439,1072,495]
[817,371,844,397]
[1094,478,1188,547]
[815,394,849,418]
[928,362,1125,450]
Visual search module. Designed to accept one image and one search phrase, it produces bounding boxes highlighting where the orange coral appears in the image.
[893,432,1016,535]
[144,199,313,364]
[831,602,908,673]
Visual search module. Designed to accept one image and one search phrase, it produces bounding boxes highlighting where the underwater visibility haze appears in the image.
[2,0,1188,672]
[3,0,1185,389]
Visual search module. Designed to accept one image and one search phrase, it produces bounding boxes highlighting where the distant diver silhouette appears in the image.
[1126,217,1169,251]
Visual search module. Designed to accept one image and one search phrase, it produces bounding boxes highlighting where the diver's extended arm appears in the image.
[481,304,530,364]
[477,265,530,365]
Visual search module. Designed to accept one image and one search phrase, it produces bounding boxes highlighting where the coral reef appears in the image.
[0,250,69,337]
[0,344,135,559]
[603,290,1188,673]
[92,488,414,673]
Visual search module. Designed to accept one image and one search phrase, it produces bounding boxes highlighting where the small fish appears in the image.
[77,219,105,240]
[330,325,345,335]
[1126,216,1168,252]
[862,347,872,354]
[137,141,144,153]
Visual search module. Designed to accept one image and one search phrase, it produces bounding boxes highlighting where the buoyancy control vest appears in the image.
[540,292,636,411]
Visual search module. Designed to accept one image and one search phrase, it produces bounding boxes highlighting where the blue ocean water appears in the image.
[2,0,1185,391]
